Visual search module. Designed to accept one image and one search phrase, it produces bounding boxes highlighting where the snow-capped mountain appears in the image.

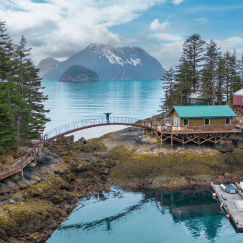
[38,44,165,80]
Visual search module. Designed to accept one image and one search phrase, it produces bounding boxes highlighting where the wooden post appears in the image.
[161,133,162,145]
[34,144,36,163]
[171,134,173,147]
[21,157,24,178]
[198,134,200,146]
[183,135,184,146]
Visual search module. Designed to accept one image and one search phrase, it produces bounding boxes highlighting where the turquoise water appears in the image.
[47,187,243,243]
[41,79,163,135]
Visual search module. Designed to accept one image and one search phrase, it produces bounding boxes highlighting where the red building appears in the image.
[233,88,243,106]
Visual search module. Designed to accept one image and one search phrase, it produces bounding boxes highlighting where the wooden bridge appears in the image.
[43,117,148,142]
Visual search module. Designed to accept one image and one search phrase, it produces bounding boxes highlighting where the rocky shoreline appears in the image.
[1,127,243,242]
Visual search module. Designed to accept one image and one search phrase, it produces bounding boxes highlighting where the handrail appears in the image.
[44,117,139,141]
[0,139,43,180]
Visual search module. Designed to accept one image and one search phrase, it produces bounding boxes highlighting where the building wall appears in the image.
[233,95,243,106]
[181,117,231,126]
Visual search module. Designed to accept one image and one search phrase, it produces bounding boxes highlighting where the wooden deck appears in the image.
[211,183,243,231]
[140,121,242,146]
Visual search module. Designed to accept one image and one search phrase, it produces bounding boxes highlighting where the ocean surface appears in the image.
[41,78,163,140]
[41,78,243,242]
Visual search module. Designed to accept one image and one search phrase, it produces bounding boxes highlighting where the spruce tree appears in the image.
[182,34,206,91]
[160,67,176,113]
[14,36,50,142]
[201,39,221,105]
[174,57,193,105]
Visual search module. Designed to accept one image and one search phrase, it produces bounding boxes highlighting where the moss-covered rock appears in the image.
[2,199,59,233]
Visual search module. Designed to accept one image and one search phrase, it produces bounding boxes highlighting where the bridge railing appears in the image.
[44,117,139,141]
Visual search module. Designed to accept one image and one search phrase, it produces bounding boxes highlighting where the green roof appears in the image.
[173,105,236,118]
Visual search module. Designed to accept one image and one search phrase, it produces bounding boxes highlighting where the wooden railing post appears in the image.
[34,144,36,163]
[21,157,24,178]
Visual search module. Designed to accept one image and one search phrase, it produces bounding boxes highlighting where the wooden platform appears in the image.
[211,183,243,230]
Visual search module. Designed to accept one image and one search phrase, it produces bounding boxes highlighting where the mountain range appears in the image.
[36,43,166,81]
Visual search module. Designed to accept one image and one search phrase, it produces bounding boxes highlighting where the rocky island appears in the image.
[59,65,99,82]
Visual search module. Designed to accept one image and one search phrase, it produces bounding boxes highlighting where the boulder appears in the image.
[0,183,10,194]
[4,179,19,191]
[77,137,87,144]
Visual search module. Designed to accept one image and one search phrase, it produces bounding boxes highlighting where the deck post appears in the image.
[171,133,173,147]
[21,157,24,178]
[34,144,36,163]
[161,133,162,145]
[183,135,184,146]
[198,134,200,146]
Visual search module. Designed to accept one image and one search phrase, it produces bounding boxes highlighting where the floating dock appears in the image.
[211,182,243,230]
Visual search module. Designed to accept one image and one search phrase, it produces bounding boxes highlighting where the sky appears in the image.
[1,0,243,70]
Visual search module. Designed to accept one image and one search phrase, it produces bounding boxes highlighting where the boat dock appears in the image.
[211,183,243,230]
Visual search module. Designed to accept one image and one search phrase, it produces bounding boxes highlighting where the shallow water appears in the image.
[46,187,243,243]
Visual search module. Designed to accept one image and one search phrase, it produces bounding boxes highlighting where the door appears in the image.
[174,117,180,127]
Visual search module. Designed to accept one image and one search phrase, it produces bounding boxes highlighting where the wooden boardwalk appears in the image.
[211,183,243,230]
[0,140,43,181]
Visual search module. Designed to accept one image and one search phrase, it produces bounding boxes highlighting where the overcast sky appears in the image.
[1,0,243,70]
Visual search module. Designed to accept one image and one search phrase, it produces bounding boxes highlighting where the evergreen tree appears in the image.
[182,34,206,91]
[13,36,50,142]
[215,56,226,105]
[174,57,193,105]
[201,40,221,105]
[0,85,15,154]
[160,67,176,113]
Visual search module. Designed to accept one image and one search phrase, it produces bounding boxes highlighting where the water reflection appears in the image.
[143,190,225,242]
[47,188,240,243]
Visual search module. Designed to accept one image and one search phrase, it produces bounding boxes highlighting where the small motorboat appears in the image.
[220,183,238,194]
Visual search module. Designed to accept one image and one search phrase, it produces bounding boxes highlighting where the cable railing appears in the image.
[44,117,139,141]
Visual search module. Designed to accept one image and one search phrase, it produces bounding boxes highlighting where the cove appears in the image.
[47,187,243,243]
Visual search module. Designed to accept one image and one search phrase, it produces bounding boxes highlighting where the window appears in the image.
[226,118,231,125]
[205,118,210,125]
[183,119,189,126]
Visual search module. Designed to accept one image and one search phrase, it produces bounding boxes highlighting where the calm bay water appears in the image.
[46,187,243,243]
[41,79,163,139]
[41,78,242,242]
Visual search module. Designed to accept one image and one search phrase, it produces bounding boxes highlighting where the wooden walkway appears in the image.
[0,140,43,181]
[211,183,243,231]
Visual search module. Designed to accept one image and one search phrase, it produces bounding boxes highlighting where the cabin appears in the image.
[233,88,243,106]
[168,105,236,127]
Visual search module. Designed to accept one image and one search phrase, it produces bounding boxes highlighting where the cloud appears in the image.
[172,0,185,5]
[150,32,183,42]
[125,38,139,43]
[1,0,167,65]
[150,17,171,31]
[145,41,184,70]
[195,18,207,23]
